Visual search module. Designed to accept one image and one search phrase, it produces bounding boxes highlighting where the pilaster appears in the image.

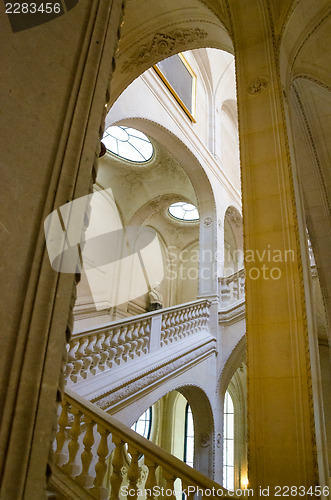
[228,0,318,492]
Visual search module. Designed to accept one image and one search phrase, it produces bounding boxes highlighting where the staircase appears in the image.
[51,388,241,500]
[65,300,217,409]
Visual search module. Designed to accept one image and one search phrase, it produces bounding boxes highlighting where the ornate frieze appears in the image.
[122,28,207,71]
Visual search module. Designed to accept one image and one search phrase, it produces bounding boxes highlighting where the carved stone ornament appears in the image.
[204,217,212,227]
[199,432,210,447]
[247,77,268,95]
[216,433,222,448]
[123,28,207,71]
[225,206,241,227]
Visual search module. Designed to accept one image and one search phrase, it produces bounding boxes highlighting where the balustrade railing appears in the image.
[53,388,240,500]
[218,269,245,307]
[66,300,211,384]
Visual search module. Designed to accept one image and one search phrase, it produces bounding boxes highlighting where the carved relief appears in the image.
[204,217,212,227]
[216,433,222,448]
[199,432,210,447]
[247,77,268,95]
[225,207,241,227]
[123,28,207,71]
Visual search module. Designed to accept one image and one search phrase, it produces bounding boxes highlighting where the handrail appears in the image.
[66,299,211,383]
[53,388,242,500]
[73,299,210,337]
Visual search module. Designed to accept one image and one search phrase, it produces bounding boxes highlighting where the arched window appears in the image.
[131,407,152,440]
[223,391,234,490]
[184,403,194,467]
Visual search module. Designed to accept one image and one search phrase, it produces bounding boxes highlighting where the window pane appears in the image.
[102,125,153,163]
[184,403,194,467]
[223,392,234,491]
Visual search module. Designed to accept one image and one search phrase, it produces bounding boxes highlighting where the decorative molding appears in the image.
[218,301,245,325]
[225,206,242,227]
[122,28,207,72]
[216,433,222,448]
[92,340,216,410]
[199,432,210,447]
[247,76,269,95]
[204,217,213,227]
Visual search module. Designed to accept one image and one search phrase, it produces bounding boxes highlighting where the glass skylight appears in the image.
[102,125,153,163]
[168,202,199,221]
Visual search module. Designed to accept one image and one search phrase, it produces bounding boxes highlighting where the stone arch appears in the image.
[122,382,215,478]
[109,0,233,105]
[110,117,218,299]
[218,336,246,399]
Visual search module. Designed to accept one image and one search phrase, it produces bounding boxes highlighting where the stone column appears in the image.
[0,1,124,498]
[228,0,318,492]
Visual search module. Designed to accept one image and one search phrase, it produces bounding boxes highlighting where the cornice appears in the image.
[218,300,245,325]
[89,337,216,410]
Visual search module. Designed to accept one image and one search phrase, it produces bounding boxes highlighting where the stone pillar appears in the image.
[228,0,318,492]
[0,1,124,498]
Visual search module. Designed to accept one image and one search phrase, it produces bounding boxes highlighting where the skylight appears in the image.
[102,125,153,163]
[168,202,199,221]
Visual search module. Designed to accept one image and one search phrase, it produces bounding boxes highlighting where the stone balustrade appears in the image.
[66,300,211,384]
[218,269,245,307]
[52,388,240,500]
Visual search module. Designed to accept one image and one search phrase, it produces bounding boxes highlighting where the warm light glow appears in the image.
[242,478,249,489]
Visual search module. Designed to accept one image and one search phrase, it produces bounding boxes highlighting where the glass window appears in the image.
[184,403,194,467]
[154,53,196,122]
[168,202,199,222]
[223,391,234,491]
[102,126,153,163]
[131,407,152,440]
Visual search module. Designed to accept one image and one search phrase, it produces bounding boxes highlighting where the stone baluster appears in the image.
[113,327,124,365]
[92,425,111,499]
[135,322,144,356]
[55,400,69,466]
[77,416,95,488]
[63,405,82,476]
[81,334,96,378]
[109,435,125,500]
[91,333,105,374]
[183,482,195,500]
[239,273,245,299]
[169,313,176,342]
[233,275,239,301]
[145,459,158,500]
[220,278,230,305]
[121,325,131,362]
[183,308,189,333]
[105,330,117,369]
[132,322,140,354]
[127,445,141,500]
[186,308,193,335]
[141,320,150,354]
[192,306,199,332]
[126,324,137,359]
[161,314,169,346]
[66,338,80,381]
[163,470,177,500]
[197,304,204,329]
